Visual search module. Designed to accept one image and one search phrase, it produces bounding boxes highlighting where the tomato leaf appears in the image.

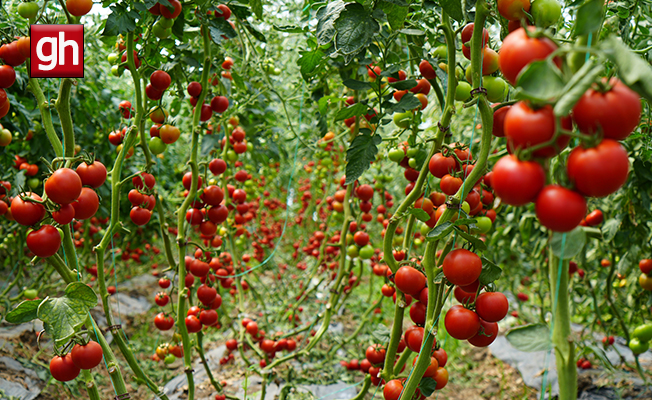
[344,133,382,185]
[371,323,391,343]
[439,0,464,22]
[551,228,586,260]
[479,256,502,285]
[600,37,652,103]
[334,3,380,64]
[377,1,409,31]
[573,0,604,37]
[389,79,418,91]
[601,218,621,242]
[250,0,263,19]
[515,59,565,102]
[5,299,41,324]
[453,218,477,227]
[418,377,438,397]
[425,221,454,241]
[102,3,139,36]
[553,60,604,117]
[298,49,326,81]
[506,324,552,352]
[37,282,98,343]
[454,226,487,251]
[315,1,346,46]
[342,79,372,91]
[385,92,422,114]
[617,246,639,274]
[207,17,238,45]
[335,103,367,121]
[408,207,431,222]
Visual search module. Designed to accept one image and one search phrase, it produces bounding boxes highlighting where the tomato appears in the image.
[197,284,217,305]
[160,124,181,144]
[383,379,403,400]
[246,321,259,336]
[504,102,571,158]
[18,2,40,18]
[444,305,480,340]
[355,185,373,201]
[429,153,457,178]
[567,140,629,198]
[149,137,167,155]
[393,111,412,129]
[359,244,374,259]
[50,354,80,382]
[211,96,230,113]
[155,292,170,306]
[584,209,603,226]
[201,185,224,207]
[433,367,448,389]
[365,344,386,365]
[160,0,182,18]
[443,249,482,287]
[404,326,424,352]
[150,70,171,91]
[232,189,247,204]
[473,216,492,234]
[381,284,395,297]
[455,81,472,101]
[0,41,27,67]
[215,4,231,19]
[185,315,202,333]
[394,266,426,296]
[0,65,16,89]
[66,0,92,16]
[573,79,641,141]
[130,207,152,225]
[535,185,586,232]
[71,341,103,369]
[149,106,168,124]
[11,192,45,226]
[499,28,558,85]
[454,286,476,304]
[482,47,499,75]
[639,259,652,275]
[432,347,447,368]
[72,188,99,220]
[76,161,107,188]
[353,231,370,247]
[460,23,489,47]
[26,225,61,258]
[629,338,649,354]
[226,339,238,350]
[492,155,545,206]
[200,309,219,326]
[531,0,561,27]
[633,323,652,342]
[0,128,12,146]
[475,292,509,322]
[409,301,426,325]
[468,319,499,347]
[440,174,462,196]
[497,0,531,20]
[639,273,652,290]
[159,278,171,289]
[419,60,436,80]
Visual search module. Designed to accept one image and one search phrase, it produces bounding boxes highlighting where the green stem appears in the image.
[197,331,224,394]
[81,369,100,400]
[54,78,75,158]
[28,78,63,157]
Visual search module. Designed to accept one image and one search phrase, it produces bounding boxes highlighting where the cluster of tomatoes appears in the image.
[129,172,157,226]
[153,340,184,364]
[381,344,450,399]
[49,340,104,382]
[0,37,29,119]
[149,0,183,39]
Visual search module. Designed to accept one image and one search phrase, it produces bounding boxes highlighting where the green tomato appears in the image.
[346,233,354,244]
[531,0,562,28]
[28,178,40,189]
[633,324,652,342]
[321,158,332,167]
[461,201,470,215]
[472,216,492,234]
[153,22,171,39]
[272,68,282,76]
[455,82,472,102]
[406,148,418,158]
[107,52,119,64]
[111,65,122,77]
[388,148,405,163]
[413,238,423,247]
[160,16,175,28]
[420,223,430,237]
[246,142,253,152]
[226,150,238,162]
[407,158,416,168]
[149,137,167,155]
[18,2,40,18]
[455,66,464,81]
[374,182,384,191]
[629,338,649,355]
[465,67,473,83]
[393,112,412,129]
[433,45,447,59]
[23,289,38,299]
[392,235,403,247]
[164,354,176,364]
[483,76,509,103]
[359,244,374,260]
[347,245,359,258]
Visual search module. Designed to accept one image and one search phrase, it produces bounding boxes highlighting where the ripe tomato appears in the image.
[499,27,558,85]
[11,192,45,226]
[150,70,171,91]
[492,105,511,137]
[185,315,202,333]
[440,174,462,196]
[497,0,530,20]
[433,367,448,389]
[383,379,403,400]
[409,301,426,325]
[639,259,652,275]
[639,273,652,291]
[45,168,82,205]
[130,207,152,225]
[71,341,103,369]
[0,65,16,89]
[572,78,640,140]
[475,292,509,322]
[155,292,170,306]
[404,325,424,352]
[394,266,426,296]
[26,225,61,258]
[566,139,629,198]
[356,184,374,201]
[76,161,107,188]
[444,305,480,340]
[584,209,603,226]
[66,0,92,16]
[468,319,499,347]
[443,249,482,287]
[72,188,99,220]
[454,286,476,303]
[200,309,219,326]
[492,155,545,206]
[197,284,217,305]
[428,153,457,178]
[504,102,571,158]
[50,354,80,382]
[211,96,229,113]
[419,60,436,79]
[215,4,232,19]
[432,347,447,367]
[365,344,386,365]
[160,0,182,18]
[160,124,181,144]
[535,185,586,232]
[246,321,259,336]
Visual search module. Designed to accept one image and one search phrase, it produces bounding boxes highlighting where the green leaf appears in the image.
[345,133,382,185]
[250,0,263,19]
[601,218,621,242]
[231,71,246,91]
[37,283,98,343]
[342,79,372,91]
[378,1,409,31]
[207,17,238,45]
[298,49,325,81]
[550,228,586,260]
[506,324,552,352]
[5,299,41,324]
[418,377,438,397]
[574,0,604,37]
[453,218,477,227]
[241,20,267,42]
[426,221,454,240]
[371,323,391,343]
[440,0,464,22]
[585,344,614,371]
[389,79,418,91]
[617,247,639,274]
[335,103,367,121]
[102,4,138,36]
[274,24,306,33]
[479,257,502,285]
[315,0,346,46]
[633,159,652,182]
[334,3,380,64]
[385,92,422,114]
[515,59,565,102]
[554,60,604,117]
[409,208,431,222]
[600,37,652,103]
[399,28,425,35]
[454,227,487,251]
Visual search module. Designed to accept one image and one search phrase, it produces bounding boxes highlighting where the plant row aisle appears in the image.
[0,0,651,398]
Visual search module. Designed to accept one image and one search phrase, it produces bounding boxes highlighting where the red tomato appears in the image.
[419,60,436,79]
[499,28,558,85]
[504,102,571,158]
[409,301,426,325]
[433,367,448,389]
[572,78,640,140]
[443,249,482,287]
[475,292,509,322]
[160,0,182,18]
[639,259,652,275]
[76,161,107,188]
[185,315,202,333]
[72,188,99,220]
[566,139,629,198]
[365,344,386,365]
[428,153,457,178]
[584,210,603,226]
[45,168,82,205]
[356,184,374,201]
[444,305,480,340]
[11,192,45,226]
[130,207,152,225]
[440,174,462,196]
[26,224,61,258]
[404,326,424,352]
[432,348,447,368]
[71,341,103,369]
[383,379,403,400]
[535,185,586,232]
[0,65,16,89]
[492,105,511,137]
[50,354,80,382]
[453,286,476,304]
[150,70,171,91]
[492,155,545,206]
[467,319,499,347]
[66,0,92,16]
[497,0,530,20]
[394,266,426,296]
[460,23,489,47]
